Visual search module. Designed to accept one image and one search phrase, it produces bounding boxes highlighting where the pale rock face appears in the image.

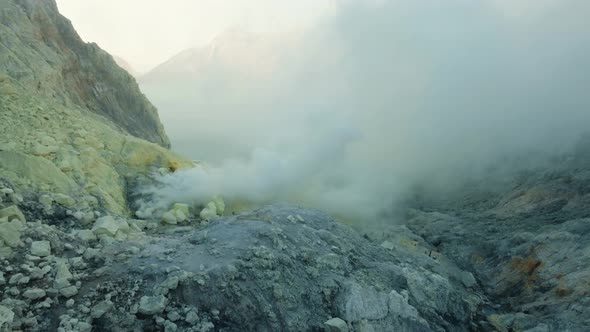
[387,290,419,320]
[130,219,148,231]
[1,119,192,215]
[173,210,187,222]
[162,211,178,225]
[75,322,92,332]
[380,241,395,250]
[0,205,26,223]
[40,136,57,147]
[114,230,128,241]
[117,219,130,234]
[39,195,53,211]
[136,207,155,220]
[0,188,14,195]
[167,311,180,322]
[53,193,76,208]
[0,214,24,257]
[30,266,52,280]
[73,230,97,242]
[199,202,218,221]
[0,247,7,260]
[162,203,191,224]
[161,277,180,292]
[0,151,77,194]
[0,305,14,331]
[212,196,226,215]
[91,301,113,319]
[8,273,24,285]
[196,196,226,222]
[23,288,46,300]
[91,216,137,240]
[138,295,168,315]
[172,203,190,217]
[55,261,74,282]
[92,216,122,237]
[185,311,199,324]
[31,143,58,156]
[30,241,51,257]
[59,286,79,298]
[338,283,389,322]
[54,260,74,292]
[325,318,349,332]
[461,272,477,288]
[81,212,96,225]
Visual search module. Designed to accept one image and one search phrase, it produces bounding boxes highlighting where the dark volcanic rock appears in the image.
[97,204,482,332]
[403,155,590,332]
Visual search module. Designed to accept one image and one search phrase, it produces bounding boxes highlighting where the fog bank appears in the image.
[139,0,590,222]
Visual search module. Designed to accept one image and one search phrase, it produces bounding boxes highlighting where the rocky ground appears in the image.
[0,0,192,217]
[3,155,589,332]
[0,179,485,332]
[398,146,590,332]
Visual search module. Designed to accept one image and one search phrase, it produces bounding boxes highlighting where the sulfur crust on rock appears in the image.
[0,83,193,215]
[199,202,219,221]
[0,206,26,258]
[0,151,77,194]
[0,0,195,215]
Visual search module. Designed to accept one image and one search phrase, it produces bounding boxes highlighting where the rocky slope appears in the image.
[396,145,590,331]
[0,0,169,147]
[2,161,590,331]
[0,0,191,217]
[0,173,490,332]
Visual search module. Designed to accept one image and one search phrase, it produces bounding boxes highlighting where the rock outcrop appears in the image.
[0,201,487,331]
[0,0,169,147]
[0,0,192,215]
[397,149,590,331]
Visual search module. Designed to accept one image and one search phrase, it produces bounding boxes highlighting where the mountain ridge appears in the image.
[0,0,191,216]
[139,28,289,83]
[0,0,169,147]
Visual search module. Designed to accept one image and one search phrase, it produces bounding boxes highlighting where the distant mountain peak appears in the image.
[139,28,288,83]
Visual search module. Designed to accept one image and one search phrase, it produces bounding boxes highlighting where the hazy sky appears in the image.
[55,0,560,73]
[56,0,335,73]
[133,0,590,222]
[53,0,588,222]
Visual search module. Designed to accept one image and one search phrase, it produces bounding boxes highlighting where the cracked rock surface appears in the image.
[0,181,486,332]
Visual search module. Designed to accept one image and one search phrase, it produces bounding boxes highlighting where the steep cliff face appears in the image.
[0,0,169,147]
[0,0,190,216]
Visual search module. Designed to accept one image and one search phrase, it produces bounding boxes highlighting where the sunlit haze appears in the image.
[56,0,336,72]
[54,0,590,222]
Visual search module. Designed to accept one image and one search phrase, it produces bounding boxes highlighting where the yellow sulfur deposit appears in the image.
[0,84,193,215]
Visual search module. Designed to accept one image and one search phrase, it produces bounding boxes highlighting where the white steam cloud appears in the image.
[138,0,590,222]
